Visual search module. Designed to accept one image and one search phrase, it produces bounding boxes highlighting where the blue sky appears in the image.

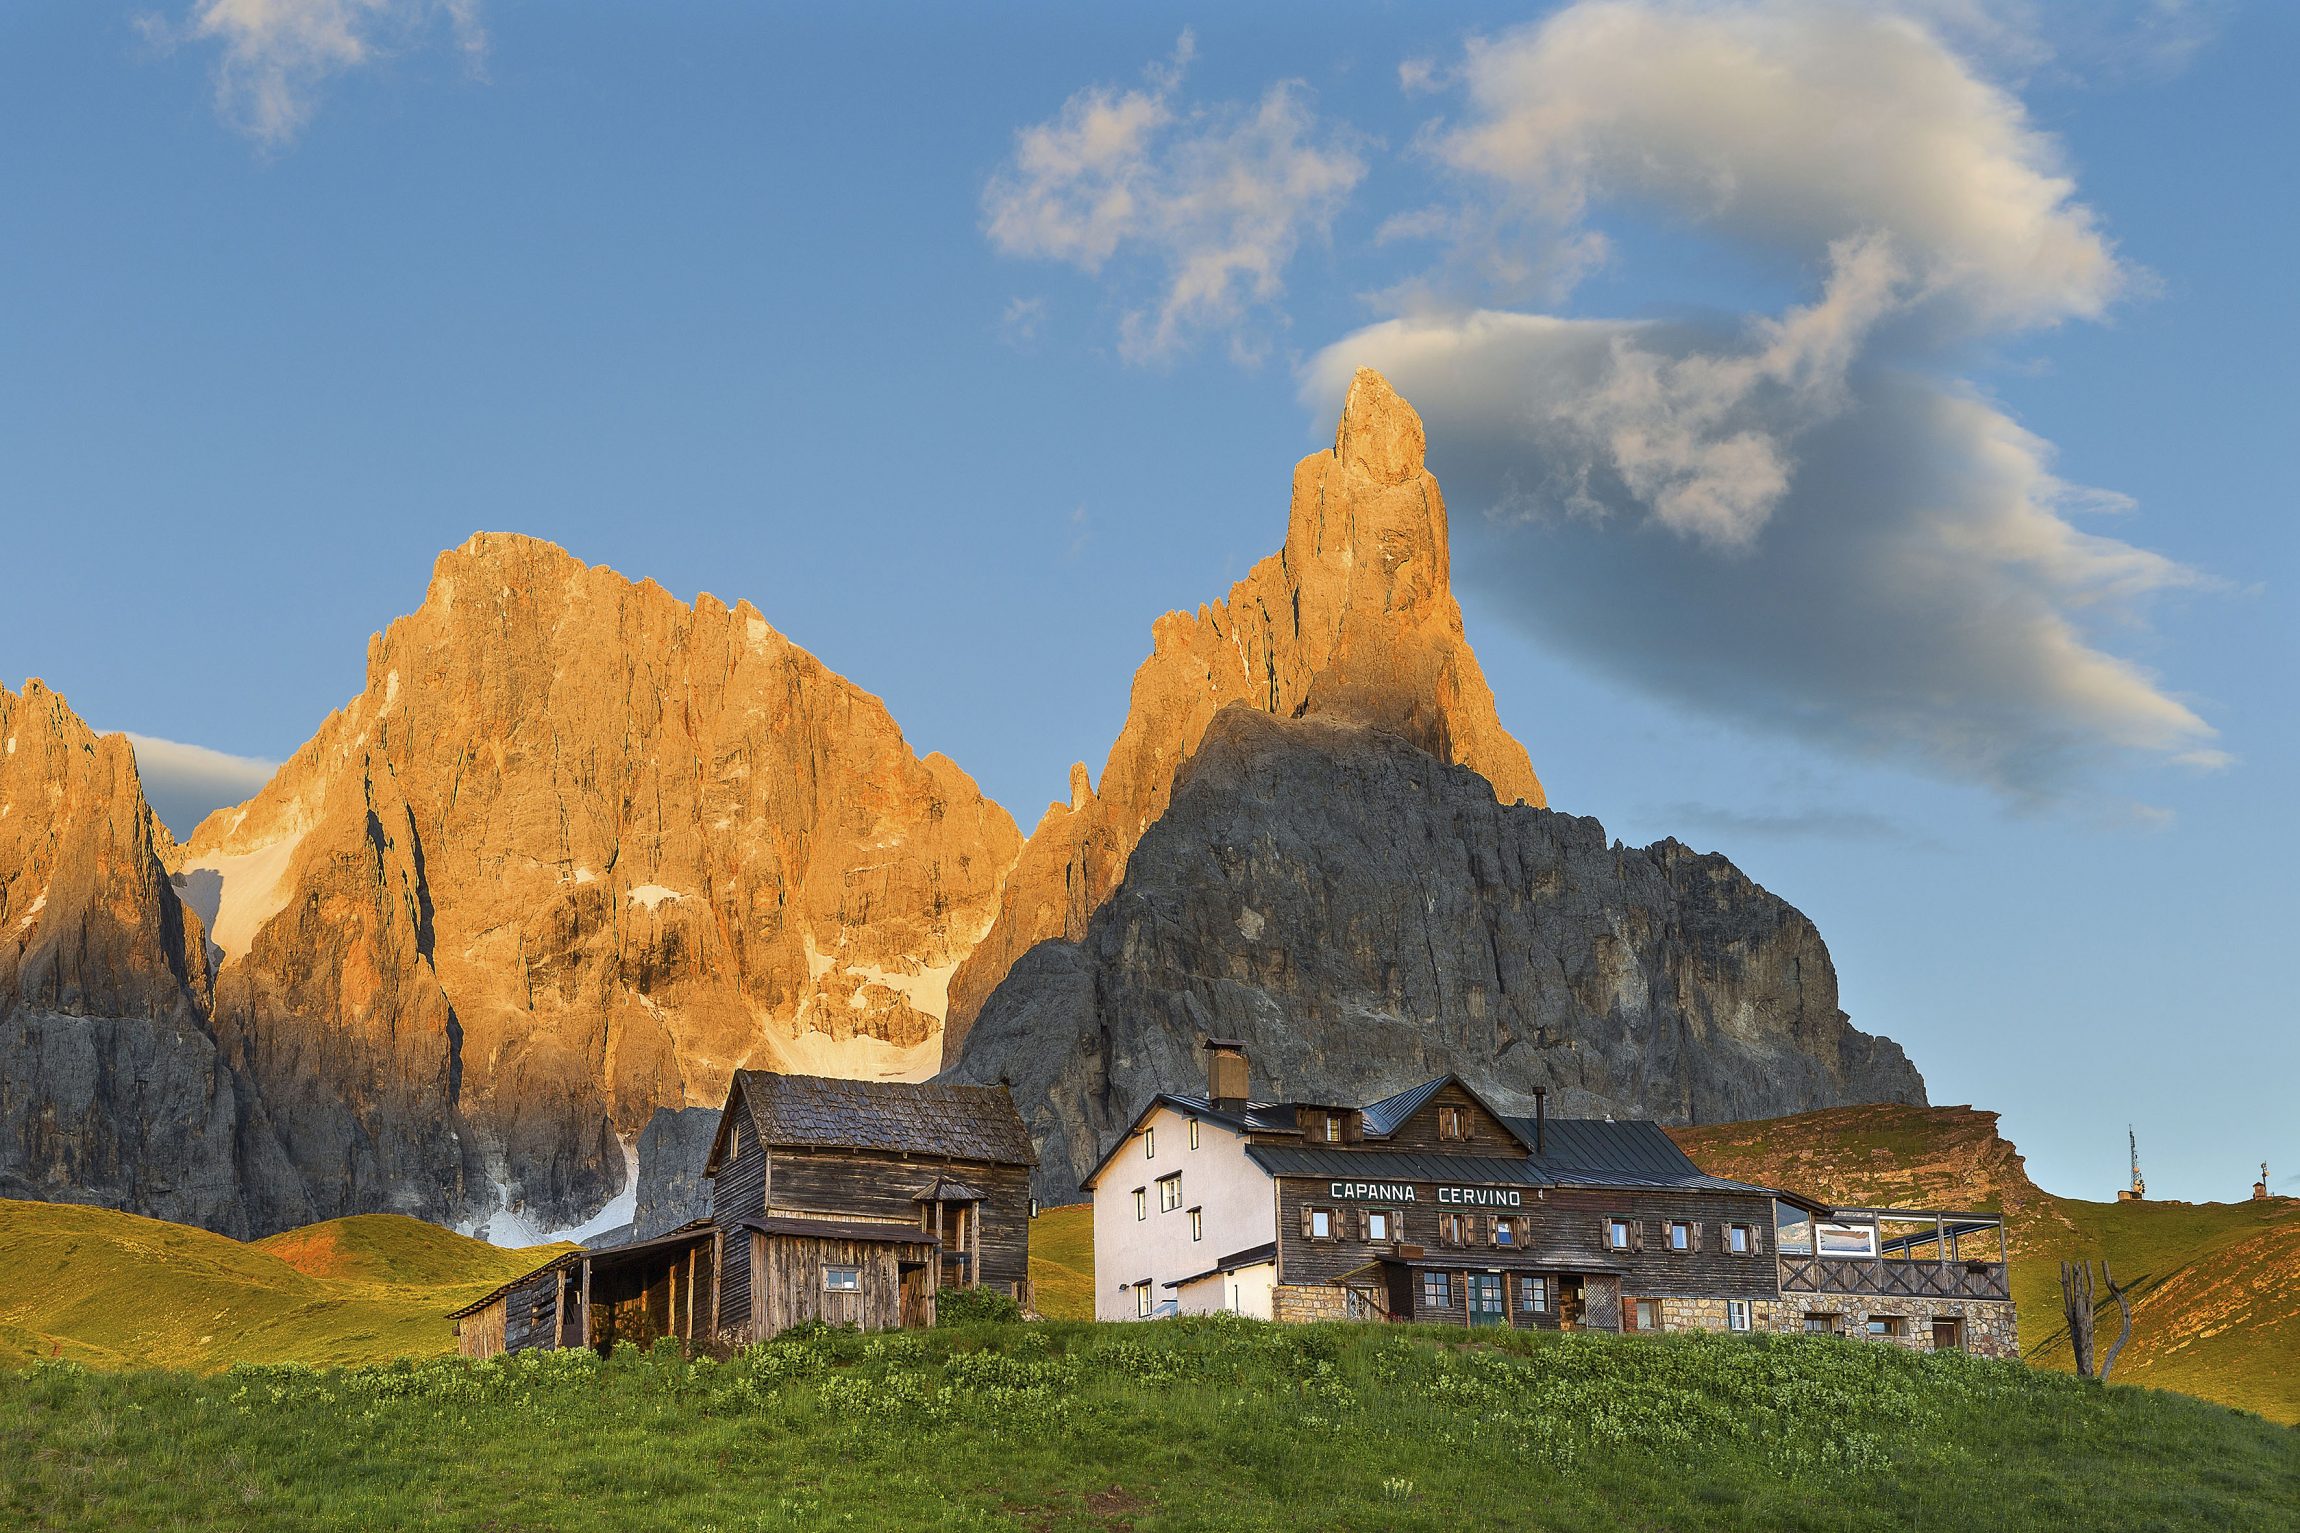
[2,1,2291,1204]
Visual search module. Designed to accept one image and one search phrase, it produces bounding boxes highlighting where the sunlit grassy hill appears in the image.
[0,1200,572,1371]
[1027,1201,1094,1321]
[1672,1105,2300,1424]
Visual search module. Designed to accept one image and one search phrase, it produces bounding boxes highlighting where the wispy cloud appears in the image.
[122,733,278,837]
[983,33,1366,363]
[147,0,486,147]
[1656,800,1930,846]
[1302,0,2217,800]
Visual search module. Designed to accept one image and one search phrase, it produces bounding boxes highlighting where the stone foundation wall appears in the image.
[1637,1292,2017,1359]
[1272,1283,1349,1324]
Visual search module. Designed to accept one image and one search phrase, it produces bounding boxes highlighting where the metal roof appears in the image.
[1163,1240,1279,1290]
[445,1251,578,1320]
[1359,1076,1452,1137]
[730,1071,1036,1167]
[1248,1140,1777,1196]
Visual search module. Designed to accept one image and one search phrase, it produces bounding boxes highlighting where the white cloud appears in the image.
[122,733,278,837]
[1433,0,2125,329]
[983,35,1366,362]
[1283,0,2217,797]
[156,0,486,146]
[1305,314,2215,796]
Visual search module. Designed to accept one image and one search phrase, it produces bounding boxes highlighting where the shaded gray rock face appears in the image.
[947,707,1927,1204]
[633,1106,719,1238]
[0,1010,308,1237]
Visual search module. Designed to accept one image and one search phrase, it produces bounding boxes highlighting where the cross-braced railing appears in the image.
[1778,1255,2010,1302]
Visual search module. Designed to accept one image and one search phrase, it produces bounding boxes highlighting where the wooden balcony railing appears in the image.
[1778,1255,2010,1302]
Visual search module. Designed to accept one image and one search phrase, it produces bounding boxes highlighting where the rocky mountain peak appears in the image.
[941,371,1544,1059]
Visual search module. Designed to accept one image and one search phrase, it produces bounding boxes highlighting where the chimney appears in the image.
[1533,1087,1547,1157]
[1204,1038,1250,1113]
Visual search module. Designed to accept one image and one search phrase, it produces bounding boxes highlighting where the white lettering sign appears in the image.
[1330,1181,1416,1202]
[1437,1186,1524,1208]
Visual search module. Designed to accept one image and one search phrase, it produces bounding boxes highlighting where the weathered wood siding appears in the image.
[457,1298,507,1358]
[503,1270,565,1354]
[1273,1176,1777,1301]
[715,1138,769,1338]
[748,1231,937,1339]
[767,1151,1032,1290]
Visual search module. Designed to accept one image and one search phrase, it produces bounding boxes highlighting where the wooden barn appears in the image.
[450,1072,1034,1354]
[705,1071,1037,1340]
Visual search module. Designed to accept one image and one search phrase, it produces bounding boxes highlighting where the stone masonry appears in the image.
[1646,1293,2018,1360]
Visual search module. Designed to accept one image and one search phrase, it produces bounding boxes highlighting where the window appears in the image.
[1438,1212,1475,1247]
[729,1121,742,1160]
[1804,1312,1841,1335]
[1727,1223,1753,1255]
[1726,1300,1752,1333]
[1668,1221,1693,1252]
[1439,1105,1468,1140]
[1158,1173,1183,1212]
[1323,1113,1343,1143]
[1187,1118,1199,1151]
[1136,1284,1152,1318]
[1306,1207,1334,1240]
[1630,1298,1663,1332]
[1468,1273,1505,1325]
[1366,1210,1392,1243]
[1189,1207,1204,1242]
[1143,1127,1155,1159]
[1606,1217,1634,1251]
[1421,1272,1452,1310]
[1493,1216,1521,1248]
[824,1266,860,1292]
[1520,1276,1549,1313]
[1133,1188,1147,1221]
[1866,1315,1905,1339]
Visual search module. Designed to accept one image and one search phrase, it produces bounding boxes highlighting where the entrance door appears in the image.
[1468,1273,1506,1326]
[1931,1318,1964,1352]
[1557,1276,1586,1331]
[899,1263,932,1329]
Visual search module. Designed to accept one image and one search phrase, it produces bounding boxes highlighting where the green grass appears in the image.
[3,1319,2292,1531]
[1672,1106,2300,1424]
[0,1200,572,1371]
[1028,1202,1094,1321]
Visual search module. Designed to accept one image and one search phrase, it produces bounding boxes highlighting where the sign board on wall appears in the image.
[1327,1181,1526,1209]
[1815,1222,1879,1258]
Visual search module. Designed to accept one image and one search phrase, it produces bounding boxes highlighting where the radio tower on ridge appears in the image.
[2118,1126,2147,1203]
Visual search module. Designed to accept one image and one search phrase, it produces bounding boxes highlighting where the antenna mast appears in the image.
[2118,1125,2146,1202]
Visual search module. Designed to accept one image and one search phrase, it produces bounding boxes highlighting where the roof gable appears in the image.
[1362,1075,1535,1152]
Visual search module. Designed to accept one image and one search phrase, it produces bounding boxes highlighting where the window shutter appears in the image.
[1633,1220,1646,1252]
[1621,1296,1640,1332]
[1301,1205,1315,1239]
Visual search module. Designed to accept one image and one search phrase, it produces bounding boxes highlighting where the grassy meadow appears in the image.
[5,1317,2295,1531]
[1673,1105,2300,1424]
[0,1200,571,1371]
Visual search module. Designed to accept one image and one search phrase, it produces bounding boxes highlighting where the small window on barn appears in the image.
[1606,1217,1633,1251]
[1421,1272,1452,1310]
[1633,1298,1664,1332]
[1727,1223,1754,1255]
[1439,1105,1468,1140]
[729,1120,741,1160]
[1493,1217,1521,1248]
[1143,1127,1155,1159]
[1134,1188,1147,1221]
[1187,1119,1199,1151]
[1726,1300,1753,1333]
[1804,1312,1841,1335]
[1136,1284,1152,1319]
[1323,1113,1342,1143]
[1668,1221,1693,1253]
[1306,1206,1334,1240]
[1366,1210,1392,1243]
[824,1266,860,1293]
[1866,1315,1904,1339]
[1520,1276,1548,1313]
[1189,1208,1204,1242]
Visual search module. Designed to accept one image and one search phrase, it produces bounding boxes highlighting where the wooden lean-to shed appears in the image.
[704,1071,1037,1341]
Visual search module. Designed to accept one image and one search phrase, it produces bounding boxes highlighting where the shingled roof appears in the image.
[726,1071,1036,1166]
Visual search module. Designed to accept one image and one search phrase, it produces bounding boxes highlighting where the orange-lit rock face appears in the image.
[0,680,207,1020]
[182,535,1022,1226]
[942,369,1543,1057]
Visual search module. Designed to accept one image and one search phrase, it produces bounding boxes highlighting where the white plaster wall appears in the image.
[1175,1261,1276,1319]
[1089,1104,1276,1321]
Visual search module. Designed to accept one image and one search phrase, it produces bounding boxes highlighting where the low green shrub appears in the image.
[934,1284,1022,1325]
